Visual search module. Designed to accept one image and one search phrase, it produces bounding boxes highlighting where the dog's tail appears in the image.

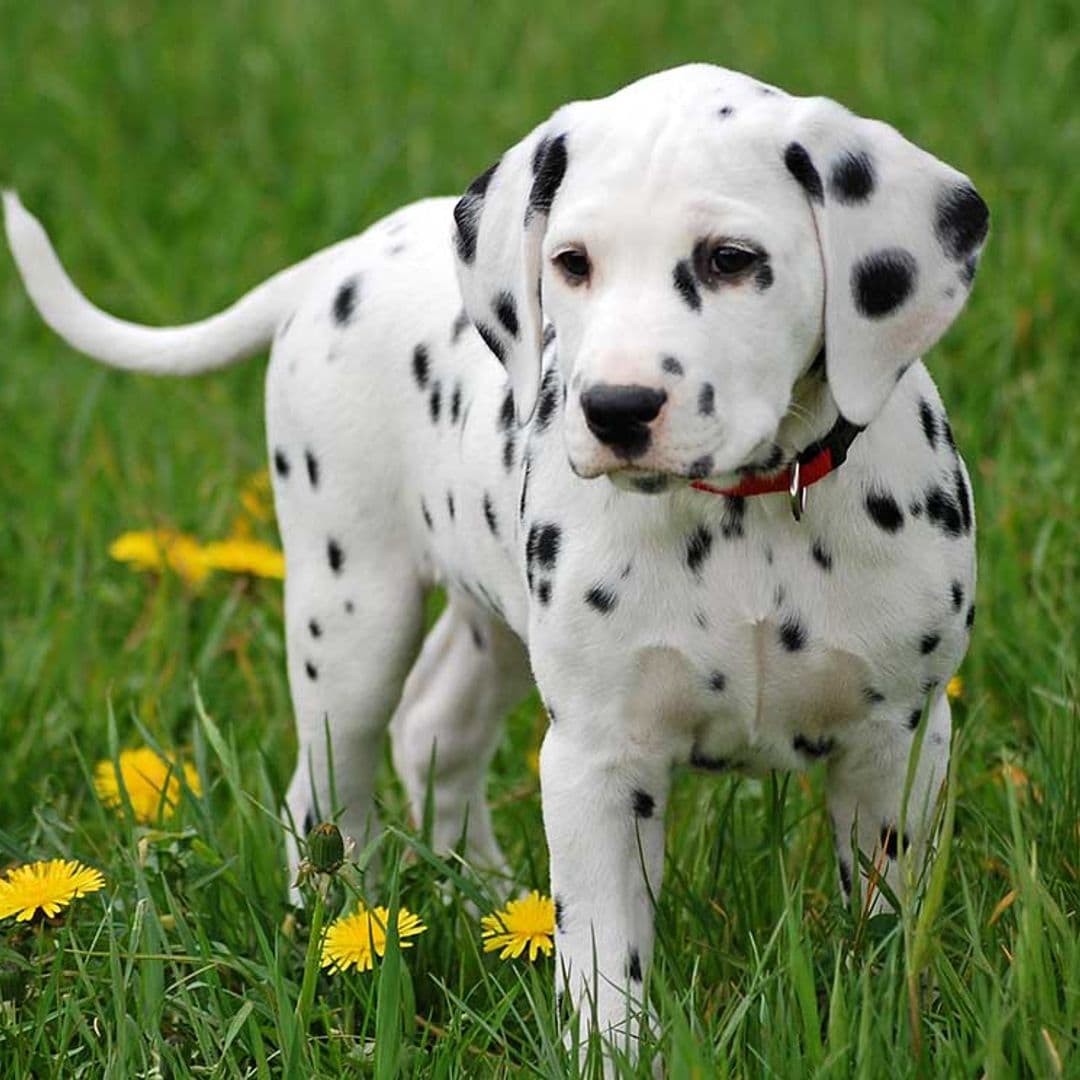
[3,190,352,376]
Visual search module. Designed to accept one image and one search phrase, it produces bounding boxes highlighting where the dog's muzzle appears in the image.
[580,384,667,459]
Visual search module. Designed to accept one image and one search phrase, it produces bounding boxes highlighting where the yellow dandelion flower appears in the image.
[321,905,427,974]
[201,538,285,580]
[946,675,963,700]
[0,860,105,922]
[109,529,211,586]
[239,468,274,523]
[481,891,555,961]
[94,747,201,824]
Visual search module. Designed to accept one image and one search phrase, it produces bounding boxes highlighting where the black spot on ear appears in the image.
[308,619,322,638]
[412,344,430,389]
[420,499,433,531]
[494,292,519,338]
[585,584,617,613]
[965,604,976,629]
[879,823,910,859]
[708,670,726,693]
[454,160,499,264]
[935,184,989,261]
[528,133,568,221]
[305,660,318,681]
[685,525,713,576]
[865,489,905,533]
[535,367,560,432]
[446,491,456,522]
[918,398,938,449]
[920,632,941,655]
[632,790,654,819]
[942,419,957,453]
[327,539,344,573]
[537,579,552,605]
[429,381,442,423]
[518,456,531,521]
[961,255,978,286]
[784,142,824,204]
[305,449,320,489]
[779,615,807,652]
[688,455,714,480]
[829,150,876,204]
[273,448,290,478]
[450,309,471,344]
[852,249,918,318]
[673,260,702,311]
[483,492,498,537]
[554,895,565,932]
[698,382,715,417]
[661,355,684,377]
[811,539,833,571]
[627,948,643,982]
[794,733,835,758]
[332,276,359,326]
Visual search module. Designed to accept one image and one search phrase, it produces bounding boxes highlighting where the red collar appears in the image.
[690,417,863,501]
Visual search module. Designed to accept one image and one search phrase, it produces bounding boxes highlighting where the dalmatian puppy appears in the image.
[6,64,987,1060]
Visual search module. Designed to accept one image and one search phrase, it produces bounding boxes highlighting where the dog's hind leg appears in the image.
[390,593,533,882]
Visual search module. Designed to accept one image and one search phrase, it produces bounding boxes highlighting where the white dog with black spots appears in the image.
[6,64,987,1065]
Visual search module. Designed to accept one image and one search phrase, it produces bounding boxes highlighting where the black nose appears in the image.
[580,384,667,457]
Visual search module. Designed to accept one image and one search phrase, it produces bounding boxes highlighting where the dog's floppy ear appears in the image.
[453,116,571,422]
[781,97,989,426]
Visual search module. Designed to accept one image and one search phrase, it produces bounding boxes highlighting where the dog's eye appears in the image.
[554,248,591,283]
[708,245,759,277]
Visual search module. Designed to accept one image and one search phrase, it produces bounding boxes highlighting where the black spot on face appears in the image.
[852,248,918,318]
[685,525,713,576]
[688,455,714,480]
[754,262,774,291]
[475,321,506,365]
[528,133,568,220]
[585,584,617,614]
[661,355,684,377]
[698,382,715,417]
[865,489,905,532]
[708,670,726,693]
[483,492,498,537]
[273,448,290,478]
[305,449,319,489]
[829,150,876,204]
[951,581,964,611]
[308,619,322,638]
[420,499,433,531]
[779,615,807,652]
[450,309,471,344]
[305,660,318,681]
[935,184,989,261]
[879,824,911,859]
[920,632,941,655]
[811,539,833,571]
[794,734,835,758]
[673,260,702,311]
[627,948,643,982]
[784,142,824,204]
[494,292,519,338]
[453,161,498,264]
[961,255,978,286]
[332,276,359,326]
[327,539,344,574]
[632,790,654,819]
[412,344,430,389]
[919,398,938,449]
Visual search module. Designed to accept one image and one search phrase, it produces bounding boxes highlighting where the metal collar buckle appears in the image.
[788,459,807,522]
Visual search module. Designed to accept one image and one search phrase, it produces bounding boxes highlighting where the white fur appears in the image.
[5,64,986,1065]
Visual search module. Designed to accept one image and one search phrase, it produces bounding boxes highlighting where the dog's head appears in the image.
[453,65,988,486]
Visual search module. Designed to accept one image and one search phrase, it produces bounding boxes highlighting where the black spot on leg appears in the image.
[632,790,654,819]
[829,151,876,204]
[811,539,833,571]
[327,539,344,574]
[784,142,824,204]
[698,382,715,416]
[493,291,519,338]
[332,276,359,325]
[305,449,320,489]
[935,184,989,262]
[273,448,290,478]
[661,355,684,377]
[305,660,318,681]
[920,632,941,655]
[838,857,853,896]
[308,619,322,638]
[685,525,713,576]
[585,584,617,614]
[879,823,910,859]
[793,734,835,758]
[482,492,498,537]
[673,260,702,311]
[412,344,430,389]
[554,896,565,932]
[919,398,938,449]
[779,615,807,652]
[627,948,643,982]
[502,435,516,472]
[865,489,905,532]
[851,249,917,318]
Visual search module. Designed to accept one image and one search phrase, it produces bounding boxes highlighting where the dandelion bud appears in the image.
[306,822,344,875]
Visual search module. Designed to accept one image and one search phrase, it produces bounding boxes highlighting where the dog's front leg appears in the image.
[540,720,668,1061]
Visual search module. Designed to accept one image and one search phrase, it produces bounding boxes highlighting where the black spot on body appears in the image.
[919,399,938,449]
[305,660,318,681]
[794,734,835,758]
[273,448,290,478]
[554,896,565,932]
[779,616,807,652]
[449,384,463,426]
[450,309,471,344]
[498,388,515,432]
[829,151,876,204]
[708,670,726,693]
[585,584,617,614]
[838,857,853,896]
[925,485,964,538]
[784,142,824,204]
[308,619,322,639]
[935,184,989,261]
[528,133,568,220]
[494,292,519,338]
[447,491,456,521]
[537,580,552,605]
[718,105,734,118]
[686,525,713,576]
[863,687,886,705]
[627,949,643,982]
[412,344,430,389]
[954,467,973,533]
[920,633,941,655]
[502,435,515,472]
[305,449,319,488]
[332,277,359,326]
[965,604,976,629]
[453,161,498,264]
[852,249,917,318]
[879,824,910,859]
[721,496,745,540]
[475,321,506,364]
[661,355,684,377]
[865,489,905,533]
[420,499,433,531]
[908,707,923,730]
[698,382,715,417]
[951,581,964,611]
[811,539,833,571]
[673,260,702,311]
[470,624,485,650]
[327,539,344,573]
[632,790,654,819]
[483,492,498,537]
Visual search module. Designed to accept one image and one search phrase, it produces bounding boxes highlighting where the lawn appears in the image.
[0,1,1077,1076]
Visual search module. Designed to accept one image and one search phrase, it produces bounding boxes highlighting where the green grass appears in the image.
[0,0,1077,1075]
